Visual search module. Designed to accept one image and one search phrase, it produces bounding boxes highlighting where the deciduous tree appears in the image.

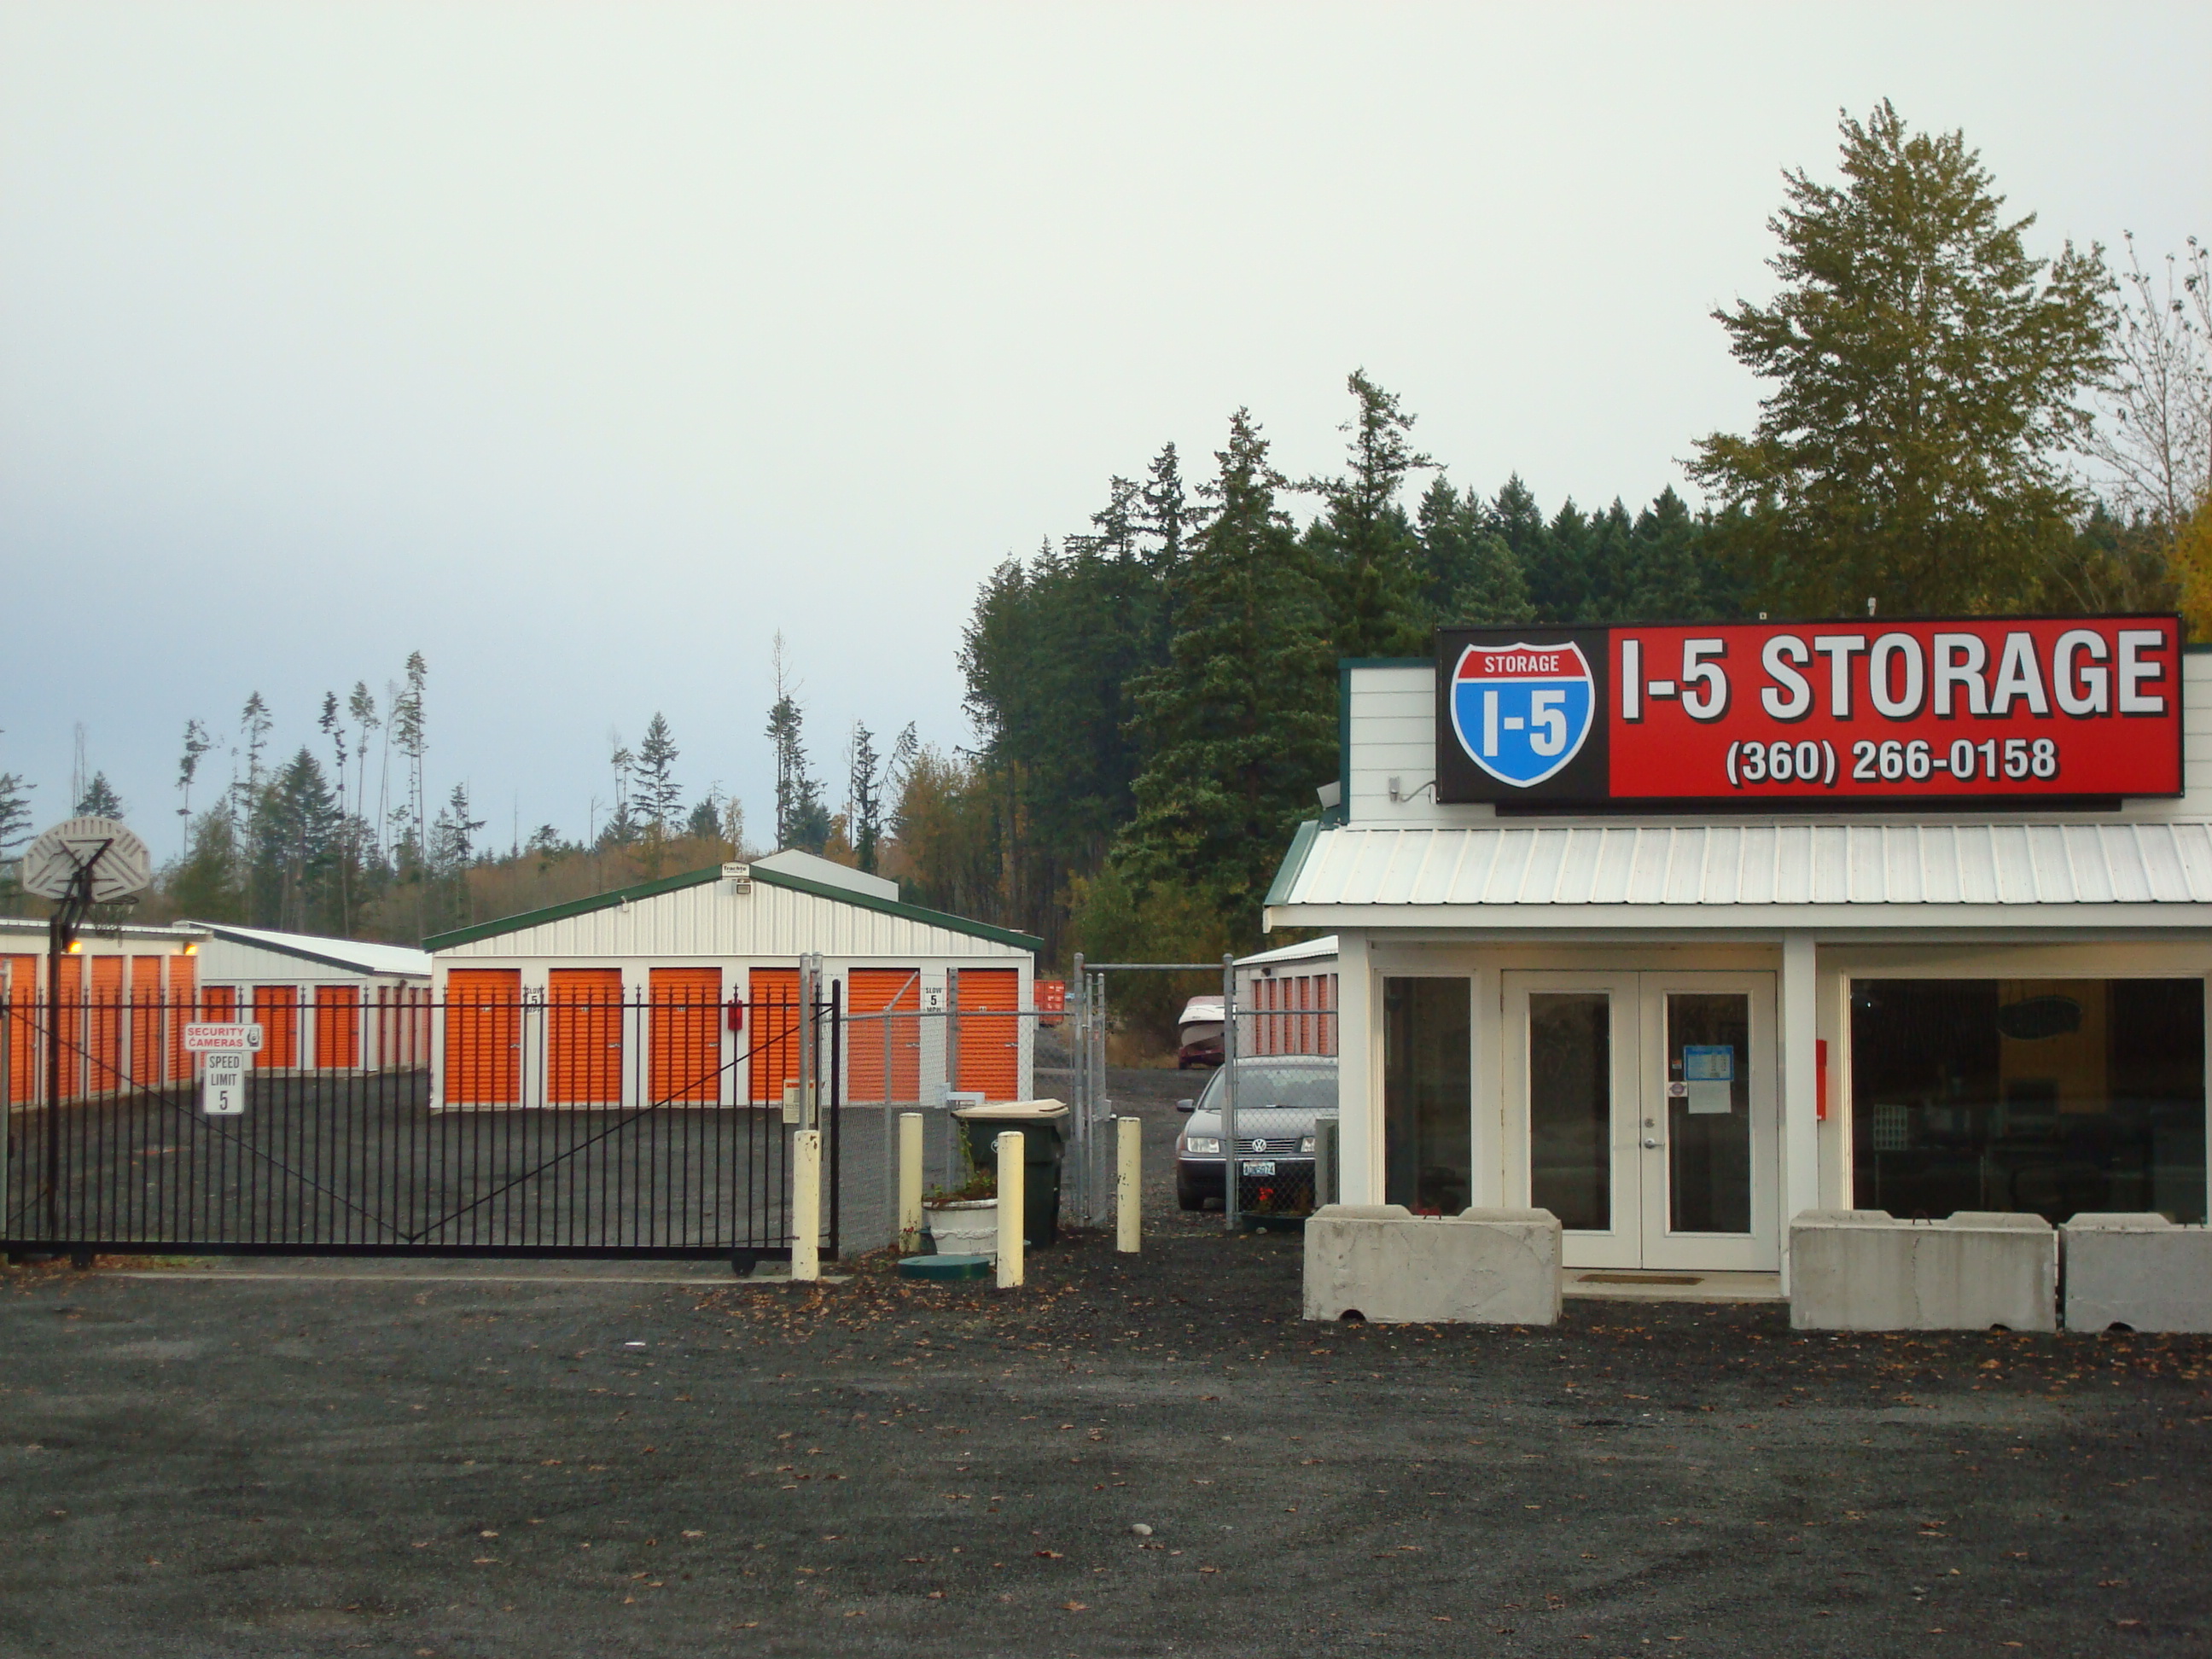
[1688,102,2114,615]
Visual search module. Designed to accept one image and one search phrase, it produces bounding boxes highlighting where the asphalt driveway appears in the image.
[1,1078,2206,1657]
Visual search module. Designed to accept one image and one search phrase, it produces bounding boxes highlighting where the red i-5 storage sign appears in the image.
[1435,616,2183,807]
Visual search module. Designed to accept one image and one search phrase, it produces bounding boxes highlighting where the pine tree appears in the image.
[170,808,245,923]
[847,723,883,873]
[74,771,126,819]
[765,633,822,850]
[1615,487,1709,620]
[1448,534,1537,625]
[174,719,213,829]
[253,749,342,931]
[1309,370,1434,658]
[0,770,32,876]
[1115,409,1335,933]
[634,713,683,830]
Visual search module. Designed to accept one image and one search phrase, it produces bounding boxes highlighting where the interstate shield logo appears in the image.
[1448,641,1597,788]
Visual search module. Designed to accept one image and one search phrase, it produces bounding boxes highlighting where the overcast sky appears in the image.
[3,2,2208,859]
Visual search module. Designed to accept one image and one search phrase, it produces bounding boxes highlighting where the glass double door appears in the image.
[1505,971,1778,1272]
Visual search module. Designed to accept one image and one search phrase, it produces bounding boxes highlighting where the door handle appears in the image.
[1642,1137,1661,1149]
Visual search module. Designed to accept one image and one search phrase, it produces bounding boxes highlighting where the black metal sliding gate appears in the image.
[0,991,841,1263]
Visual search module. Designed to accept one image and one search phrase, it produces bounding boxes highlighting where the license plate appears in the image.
[1243,1161,1276,1177]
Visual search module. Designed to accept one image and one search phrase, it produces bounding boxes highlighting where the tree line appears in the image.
[895,102,2209,984]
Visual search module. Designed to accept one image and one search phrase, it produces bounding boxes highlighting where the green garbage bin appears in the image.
[952,1099,1071,1247]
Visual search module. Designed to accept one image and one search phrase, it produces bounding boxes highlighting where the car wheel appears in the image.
[1176,1170,1206,1211]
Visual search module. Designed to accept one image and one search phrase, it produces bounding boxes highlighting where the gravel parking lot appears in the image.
[3,1075,2207,1658]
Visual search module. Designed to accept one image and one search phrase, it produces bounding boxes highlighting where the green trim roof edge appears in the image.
[422,862,1043,955]
[1262,818,1323,912]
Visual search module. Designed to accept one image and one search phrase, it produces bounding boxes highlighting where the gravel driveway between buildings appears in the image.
[2,1076,2207,1658]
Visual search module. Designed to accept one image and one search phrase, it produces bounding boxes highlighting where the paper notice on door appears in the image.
[1681,1044,1734,1114]
[1686,1080,1732,1115]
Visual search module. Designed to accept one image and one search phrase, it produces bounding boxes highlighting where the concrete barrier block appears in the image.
[1790,1209,2056,1332]
[1303,1204,1562,1325]
[2062,1214,2212,1334]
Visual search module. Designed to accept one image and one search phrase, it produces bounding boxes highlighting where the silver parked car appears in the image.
[1175,1055,1337,1213]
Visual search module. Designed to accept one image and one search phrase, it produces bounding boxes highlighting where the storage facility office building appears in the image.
[1266,617,2211,1288]
[422,850,1042,1113]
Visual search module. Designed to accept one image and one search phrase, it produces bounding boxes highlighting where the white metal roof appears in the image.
[1237,934,1339,968]
[190,922,434,980]
[753,848,899,903]
[1268,822,2212,924]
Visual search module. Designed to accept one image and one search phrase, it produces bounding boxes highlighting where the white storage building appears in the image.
[421,849,1041,1113]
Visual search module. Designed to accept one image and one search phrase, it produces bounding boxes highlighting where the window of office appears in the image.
[1850,978,2205,1223]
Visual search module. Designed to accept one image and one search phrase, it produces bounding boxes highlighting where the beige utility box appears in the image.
[1303,1204,1563,1325]
[1790,1209,2056,1332]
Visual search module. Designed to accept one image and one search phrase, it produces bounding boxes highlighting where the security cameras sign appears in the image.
[1435,616,2183,807]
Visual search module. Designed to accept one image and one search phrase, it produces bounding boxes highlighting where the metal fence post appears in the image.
[1068,952,1085,1225]
[1221,952,1239,1231]
[881,997,896,1248]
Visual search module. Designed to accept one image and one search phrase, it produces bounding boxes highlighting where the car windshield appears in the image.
[1196,1063,1336,1111]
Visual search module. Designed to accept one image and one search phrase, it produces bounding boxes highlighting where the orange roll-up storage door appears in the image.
[445,969,521,1106]
[253,986,299,1068]
[88,956,125,1092]
[166,956,197,1080]
[4,957,37,1104]
[847,969,921,1104]
[55,955,84,1102]
[650,968,722,1105]
[953,969,1020,1102]
[747,968,800,1107]
[314,985,361,1068]
[129,957,163,1084]
[548,969,623,1105]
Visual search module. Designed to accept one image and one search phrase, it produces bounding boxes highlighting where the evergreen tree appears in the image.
[765,633,821,850]
[174,719,213,829]
[1414,476,1488,624]
[75,771,126,819]
[170,807,246,923]
[0,769,32,899]
[847,723,883,873]
[1615,486,1709,620]
[234,691,272,819]
[1114,409,1334,934]
[685,789,725,842]
[1448,534,1536,624]
[1524,498,1596,622]
[633,713,683,830]
[1688,102,2114,615]
[1309,370,1434,658]
[252,749,342,931]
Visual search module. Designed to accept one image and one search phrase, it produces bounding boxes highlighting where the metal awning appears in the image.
[1266,821,2212,923]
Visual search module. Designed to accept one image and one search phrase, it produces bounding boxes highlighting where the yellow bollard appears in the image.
[791,1128,821,1282]
[1115,1115,1141,1253]
[995,1130,1025,1289]
[898,1110,925,1254]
